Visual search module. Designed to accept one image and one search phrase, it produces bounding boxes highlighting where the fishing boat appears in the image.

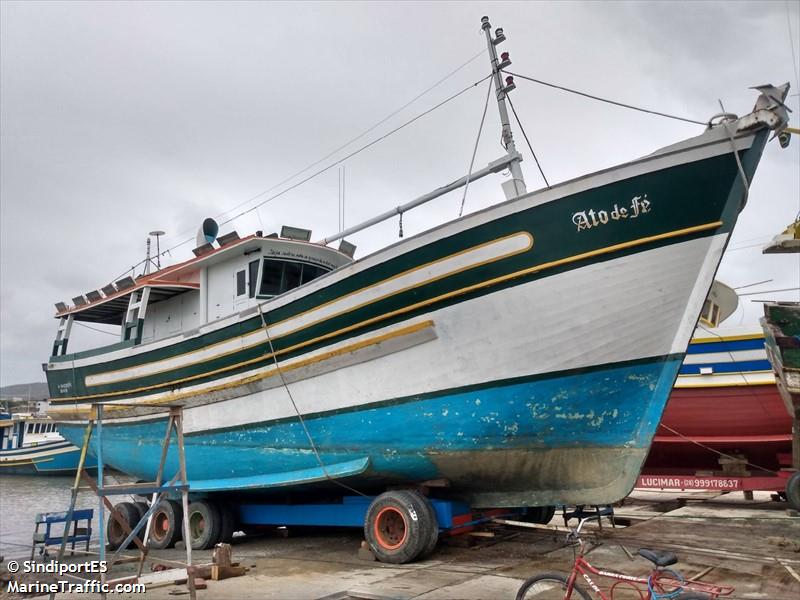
[43,20,791,511]
[0,412,97,475]
[645,282,792,474]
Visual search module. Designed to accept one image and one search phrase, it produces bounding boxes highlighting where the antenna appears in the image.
[144,237,152,275]
[149,230,165,270]
[480,16,526,198]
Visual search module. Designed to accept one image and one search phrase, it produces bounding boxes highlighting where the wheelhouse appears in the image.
[49,229,353,358]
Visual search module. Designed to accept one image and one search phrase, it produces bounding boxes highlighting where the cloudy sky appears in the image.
[1,1,798,387]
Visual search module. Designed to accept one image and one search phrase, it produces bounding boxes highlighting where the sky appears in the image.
[1,1,799,387]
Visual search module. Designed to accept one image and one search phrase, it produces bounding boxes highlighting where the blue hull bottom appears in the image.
[59,356,682,506]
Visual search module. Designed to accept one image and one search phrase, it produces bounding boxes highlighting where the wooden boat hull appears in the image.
[646,330,791,472]
[0,440,96,475]
[47,122,773,506]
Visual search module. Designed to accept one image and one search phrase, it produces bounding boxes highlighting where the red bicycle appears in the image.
[516,517,734,600]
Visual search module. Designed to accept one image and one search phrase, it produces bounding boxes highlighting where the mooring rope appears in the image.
[256,304,367,497]
[717,99,751,209]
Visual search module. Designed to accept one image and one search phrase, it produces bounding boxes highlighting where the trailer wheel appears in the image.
[148,500,183,549]
[787,472,800,511]
[133,501,149,521]
[106,502,140,550]
[217,501,236,544]
[417,495,440,559]
[187,500,222,550]
[524,506,556,524]
[364,490,436,564]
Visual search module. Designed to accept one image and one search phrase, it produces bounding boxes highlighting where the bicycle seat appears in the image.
[638,548,677,567]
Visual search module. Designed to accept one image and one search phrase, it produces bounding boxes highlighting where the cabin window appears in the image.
[259,260,284,296]
[248,260,260,298]
[302,264,327,284]
[258,259,330,298]
[236,270,247,297]
[283,262,303,291]
[699,299,721,328]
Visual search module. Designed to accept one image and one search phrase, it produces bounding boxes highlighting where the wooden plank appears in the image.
[211,565,246,581]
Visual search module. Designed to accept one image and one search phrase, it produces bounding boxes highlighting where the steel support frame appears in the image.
[48,404,195,600]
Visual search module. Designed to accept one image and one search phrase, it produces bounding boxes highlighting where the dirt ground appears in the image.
[2,490,799,599]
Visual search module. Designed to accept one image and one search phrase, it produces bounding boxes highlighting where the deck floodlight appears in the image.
[55,302,68,312]
[85,290,103,302]
[72,295,87,306]
[280,226,312,241]
[217,231,241,247]
[115,276,136,290]
[101,284,117,296]
[192,242,215,257]
[338,240,357,259]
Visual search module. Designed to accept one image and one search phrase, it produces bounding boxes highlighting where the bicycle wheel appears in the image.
[516,572,592,600]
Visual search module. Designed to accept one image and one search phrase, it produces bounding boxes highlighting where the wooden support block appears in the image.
[357,542,376,562]
[211,565,246,581]
[212,543,232,567]
[467,531,496,538]
[193,578,207,590]
[192,564,213,579]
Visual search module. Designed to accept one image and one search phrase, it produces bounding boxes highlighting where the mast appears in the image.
[480,16,526,198]
[318,16,528,246]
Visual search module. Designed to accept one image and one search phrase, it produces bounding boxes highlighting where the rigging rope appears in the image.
[658,424,779,476]
[98,56,491,288]
[213,50,488,228]
[256,304,367,497]
[506,93,550,189]
[74,321,120,337]
[459,77,494,217]
[219,73,493,228]
[504,70,706,126]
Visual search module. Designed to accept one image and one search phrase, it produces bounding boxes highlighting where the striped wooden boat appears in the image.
[44,86,789,507]
[0,413,97,475]
[646,326,790,473]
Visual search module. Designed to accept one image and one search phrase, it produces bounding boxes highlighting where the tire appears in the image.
[521,506,556,525]
[148,500,183,550]
[187,499,222,550]
[106,502,140,550]
[516,573,592,600]
[364,490,437,564]
[133,501,149,521]
[786,471,800,511]
[217,501,236,544]
[416,495,440,559]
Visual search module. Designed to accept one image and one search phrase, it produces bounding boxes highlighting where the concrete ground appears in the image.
[3,490,799,599]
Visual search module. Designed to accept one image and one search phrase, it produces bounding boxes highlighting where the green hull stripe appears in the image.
[47,144,760,402]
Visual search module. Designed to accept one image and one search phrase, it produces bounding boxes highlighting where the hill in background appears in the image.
[0,381,49,400]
